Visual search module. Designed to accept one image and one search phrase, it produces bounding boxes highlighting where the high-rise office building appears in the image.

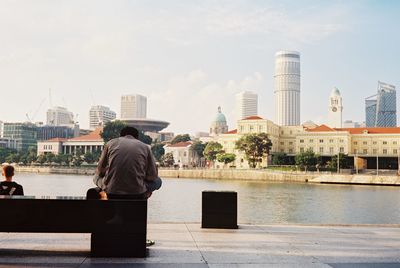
[2,122,37,152]
[121,94,147,119]
[89,105,117,129]
[328,87,343,128]
[236,91,258,121]
[365,81,397,127]
[46,106,74,126]
[274,51,301,126]
[37,125,76,141]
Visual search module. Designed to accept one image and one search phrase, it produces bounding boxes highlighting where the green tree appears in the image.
[235,133,272,168]
[328,153,350,170]
[204,142,224,166]
[161,152,174,167]
[84,151,96,164]
[170,134,191,144]
[216,153,236,167]
[26,147,37,165]
[191,141,207,158]
[139,131,152,145]
[295,149,318,171]
[272,152,289,165]
[151,143,165,161]
[36,154,46,165]
[100,120,152,144]
[45,153,56,164]
[5,153,20,164]
[100,120,127,142]
[0,148,15,163]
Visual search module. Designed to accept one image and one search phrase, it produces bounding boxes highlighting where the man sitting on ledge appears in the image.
[91,126,162,199]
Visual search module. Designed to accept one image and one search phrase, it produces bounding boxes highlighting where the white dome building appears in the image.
[210,107,228,136]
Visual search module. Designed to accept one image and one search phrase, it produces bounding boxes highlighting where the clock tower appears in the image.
[328,87,343,128]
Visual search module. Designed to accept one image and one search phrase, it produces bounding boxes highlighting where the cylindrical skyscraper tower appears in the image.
[274,51,300,126]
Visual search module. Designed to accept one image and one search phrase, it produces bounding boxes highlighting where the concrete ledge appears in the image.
[310,175,400,186]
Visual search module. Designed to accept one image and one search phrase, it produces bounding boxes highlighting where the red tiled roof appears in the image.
[68,128,103,141]
[337,127,400,134]
[166,141,192,147]
[307,125,400,134]
[224,129,237,134]
[243,115,263,120]
[306,124,335,132]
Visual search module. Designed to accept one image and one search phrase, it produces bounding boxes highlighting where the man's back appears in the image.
[98,135,158,195]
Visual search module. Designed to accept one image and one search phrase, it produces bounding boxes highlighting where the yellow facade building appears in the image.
[213,116,400,170]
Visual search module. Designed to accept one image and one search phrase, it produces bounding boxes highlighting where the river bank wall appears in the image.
[14,166,400,185]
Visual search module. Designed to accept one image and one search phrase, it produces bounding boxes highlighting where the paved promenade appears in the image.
[0,223,399,267]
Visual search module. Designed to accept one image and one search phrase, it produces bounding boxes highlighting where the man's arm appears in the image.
[94,144,109,188]
[145,146,158,182]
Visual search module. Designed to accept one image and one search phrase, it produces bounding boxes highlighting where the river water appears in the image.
[11,173,400,224]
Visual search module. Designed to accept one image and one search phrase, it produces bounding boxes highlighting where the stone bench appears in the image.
[0,196,147,257]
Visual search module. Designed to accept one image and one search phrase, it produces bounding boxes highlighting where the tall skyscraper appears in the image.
[328,87,343,128]
[365,81,397,127]
[46,106,74,126]
[274,51,301,126]
[236,91,258,121]
[89,105,117,129]
[121,94,147,119]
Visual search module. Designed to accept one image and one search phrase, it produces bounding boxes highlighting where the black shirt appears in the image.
[0,181,24,196]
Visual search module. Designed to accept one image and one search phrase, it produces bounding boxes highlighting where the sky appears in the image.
[0,0,399,134]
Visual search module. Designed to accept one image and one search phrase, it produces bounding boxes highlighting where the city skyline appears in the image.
[0,1,399,133]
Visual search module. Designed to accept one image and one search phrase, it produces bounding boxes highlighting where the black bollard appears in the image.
[202,191,238,229]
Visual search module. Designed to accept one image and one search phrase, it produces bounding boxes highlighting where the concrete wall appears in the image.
[158,169,315,182]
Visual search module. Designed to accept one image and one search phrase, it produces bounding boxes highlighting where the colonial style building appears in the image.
[163,141,199,167]
[213,116,400,169]
[37,128,104,156]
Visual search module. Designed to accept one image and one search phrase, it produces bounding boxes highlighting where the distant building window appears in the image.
[300,147,304,153]
[339,147,344,153]
[280,142,284,145]
[319,139,324,143]
[353,149,357,154]
[329,147,334,154]
[309,147,314,152]
[383,141,387,145]
[289,149,293,153]
[329,139,334,143]
[373,149,377,154]
[373,141,377,145]
[353,142,357,145]
[383,149,387,154]
[339,139,344,143]
[393,149,398,155]
[290,131,292,135]
[393,141,397,145]
[363,149,368,154]
[319,147,324,153]
[289,142,293,145]
[299,139,304,143]
[363,141,367,145]
[309,139,314,143]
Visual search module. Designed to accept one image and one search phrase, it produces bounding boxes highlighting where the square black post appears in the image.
[202,191,238,229]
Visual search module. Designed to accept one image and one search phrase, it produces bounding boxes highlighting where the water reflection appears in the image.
[13,173,400,224]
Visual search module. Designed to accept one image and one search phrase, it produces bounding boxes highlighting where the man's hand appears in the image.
[99,191,108,200]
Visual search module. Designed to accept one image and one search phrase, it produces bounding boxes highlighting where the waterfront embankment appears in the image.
[14,166,400,185]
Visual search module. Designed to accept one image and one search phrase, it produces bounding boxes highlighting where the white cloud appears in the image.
[149,70,265,134]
